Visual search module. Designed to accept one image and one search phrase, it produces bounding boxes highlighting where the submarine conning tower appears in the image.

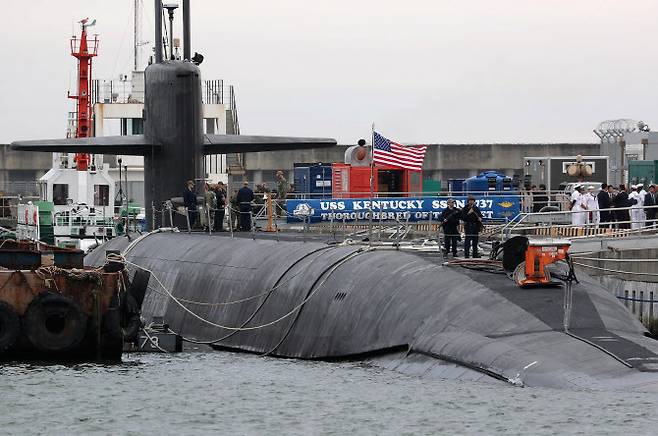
[144,0,203,228]
[144,60,204,226]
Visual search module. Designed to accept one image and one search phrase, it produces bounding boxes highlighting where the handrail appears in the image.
[290,190,524,198]
[499,204,658,239]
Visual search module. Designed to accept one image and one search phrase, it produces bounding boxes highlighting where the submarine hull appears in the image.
[86,232,658,390]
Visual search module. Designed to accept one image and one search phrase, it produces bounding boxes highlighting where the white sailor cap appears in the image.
[637,183,644,188]
[631,184,637,189]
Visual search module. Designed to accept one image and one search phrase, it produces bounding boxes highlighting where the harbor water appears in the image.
[2,350,658,435]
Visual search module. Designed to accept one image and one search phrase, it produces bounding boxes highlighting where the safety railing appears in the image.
[499,204,658,240]
[289,190,526,199]
[146,194,658,248]
[53,209,115,228]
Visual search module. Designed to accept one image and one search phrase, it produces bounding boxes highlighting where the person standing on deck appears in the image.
[183,180,198,228]
[533,185,549,213]
[629,184,644,229]
[645,184,657,227]
[236,181,255,231]
[202,183,216,231]
[585,186,599,227]
[439,199,461,258]
[597,183,611,227]
[213,182,227,232]
[570,185,585,227]
[639,184,648,225]
[461,196,483,258]
[614,184,631,229]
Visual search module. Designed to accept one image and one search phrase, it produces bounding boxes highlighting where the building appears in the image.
[595,119,658,187]
[243,142,601,191]
[0,145,51,196]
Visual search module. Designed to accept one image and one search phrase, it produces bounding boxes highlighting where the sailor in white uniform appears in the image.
[584,186,599,227]
[629,184,644,229]
[570,185,586,226]
[638,183,647,224]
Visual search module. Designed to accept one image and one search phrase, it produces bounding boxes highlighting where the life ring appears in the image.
[33,210,38,224]
[23,292,88,353]
[0,301,20,352]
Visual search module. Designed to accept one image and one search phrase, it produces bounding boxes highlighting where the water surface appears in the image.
[1,351,657,435]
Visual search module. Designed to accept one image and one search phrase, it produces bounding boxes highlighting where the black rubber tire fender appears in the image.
[0,301,20,352]
[23,292,88,353]
[129,269,150,307]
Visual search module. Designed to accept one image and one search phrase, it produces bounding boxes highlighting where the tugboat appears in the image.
[0,238,144,362]
[15,19,128,252]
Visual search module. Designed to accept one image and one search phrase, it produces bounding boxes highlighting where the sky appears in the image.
[1,0,656,145]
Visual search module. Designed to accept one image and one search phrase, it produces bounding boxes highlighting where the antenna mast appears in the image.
[134,0,140,71]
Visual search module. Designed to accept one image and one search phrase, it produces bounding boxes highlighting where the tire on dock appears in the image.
[23,292,88,353]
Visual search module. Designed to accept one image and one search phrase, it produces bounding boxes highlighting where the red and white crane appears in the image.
[68,18,98,171]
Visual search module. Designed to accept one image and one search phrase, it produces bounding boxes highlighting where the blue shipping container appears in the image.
[464,171,514,192]
[308,165,332,198]
[293,167,311,197]
[448,178,465,193]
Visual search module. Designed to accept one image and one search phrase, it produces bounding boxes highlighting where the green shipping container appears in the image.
[628,160,658,186]
[422,179,442,194]
[35,201,54,225]
[35,200,54,212]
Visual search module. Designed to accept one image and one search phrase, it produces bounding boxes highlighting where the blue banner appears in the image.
[286,196,521,223]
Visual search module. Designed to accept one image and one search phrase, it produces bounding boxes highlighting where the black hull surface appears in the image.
[86,232,658,390]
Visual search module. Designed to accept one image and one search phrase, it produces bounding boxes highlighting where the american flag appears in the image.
[373,132,427,171]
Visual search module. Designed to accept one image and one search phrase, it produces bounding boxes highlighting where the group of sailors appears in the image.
[184,179,286,232]
[570,183,658,229]
[183,180,228,232]
[439,196,484,258]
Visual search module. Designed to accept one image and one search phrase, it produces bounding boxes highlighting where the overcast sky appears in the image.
[1,0,656,145]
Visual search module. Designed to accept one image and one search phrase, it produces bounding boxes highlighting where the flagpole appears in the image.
[369,124,376,246]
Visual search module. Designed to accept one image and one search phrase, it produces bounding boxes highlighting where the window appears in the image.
[53,184,69,205]
[39,182,47,201]
[94,185,110,206]
[131,118,144,134]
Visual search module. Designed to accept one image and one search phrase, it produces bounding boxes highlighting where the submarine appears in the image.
[13,1,658,390]
[82,232,658,391]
